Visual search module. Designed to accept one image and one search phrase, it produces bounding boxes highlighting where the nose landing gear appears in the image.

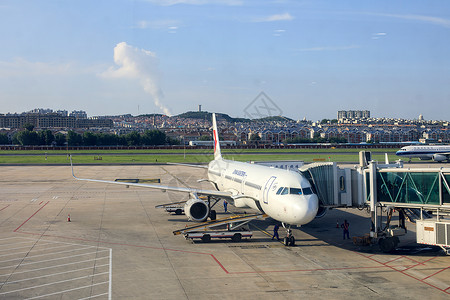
[282,223,296,246]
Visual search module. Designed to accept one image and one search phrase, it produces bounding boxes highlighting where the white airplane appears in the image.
[395,145,450,162]
[71,113,319,246]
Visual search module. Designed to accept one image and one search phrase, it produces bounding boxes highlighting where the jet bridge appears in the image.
[299,152,450,253]
[364,160,450,253]
[299,162,354,208]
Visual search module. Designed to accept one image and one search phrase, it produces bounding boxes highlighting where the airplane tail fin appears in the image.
[212,113,222,160]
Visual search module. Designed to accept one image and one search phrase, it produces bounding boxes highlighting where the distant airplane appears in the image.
[71,113,319,246]
[396,145,450,162]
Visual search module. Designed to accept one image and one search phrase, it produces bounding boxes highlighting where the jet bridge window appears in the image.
[373,171,440,205]
[339,176,346,192]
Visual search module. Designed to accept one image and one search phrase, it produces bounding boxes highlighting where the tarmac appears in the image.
[0,164,449,299]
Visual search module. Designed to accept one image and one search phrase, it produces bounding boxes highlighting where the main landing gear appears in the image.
[282,223,295,246]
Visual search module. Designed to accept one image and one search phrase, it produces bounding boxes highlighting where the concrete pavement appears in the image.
[0,165,449,299]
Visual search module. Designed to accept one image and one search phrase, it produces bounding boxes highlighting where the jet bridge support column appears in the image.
[369,160,378,238]
[367,160,404,253]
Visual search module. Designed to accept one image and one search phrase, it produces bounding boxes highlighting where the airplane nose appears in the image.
[289,195,319,225]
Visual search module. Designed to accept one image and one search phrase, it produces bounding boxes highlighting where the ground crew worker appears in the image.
[341,219,350,240]
[272,223,280,240]
[223,200,228,212]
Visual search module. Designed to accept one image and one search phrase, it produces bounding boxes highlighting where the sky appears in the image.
[1,0,450,121]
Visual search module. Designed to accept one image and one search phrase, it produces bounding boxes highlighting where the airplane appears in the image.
[71,113,320,246]
[395,145,450,162]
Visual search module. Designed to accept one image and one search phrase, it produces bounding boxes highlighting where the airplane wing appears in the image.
[70,158,233,200]
[166,162,208,169]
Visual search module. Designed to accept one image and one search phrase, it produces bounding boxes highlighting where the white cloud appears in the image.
[135,19,180,30]
[372,32,387,40]
[168,26,178,34]
[253,13,294,22]
[101,42,172,116]
[294,45,360,52]
[374,13,450,28]
[145,0,243,6]
[273,29,286,36]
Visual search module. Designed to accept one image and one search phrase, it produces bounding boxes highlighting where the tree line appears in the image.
[0,124,179,146]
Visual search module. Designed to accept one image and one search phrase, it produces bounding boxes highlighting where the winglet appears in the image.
[212,113,222,160]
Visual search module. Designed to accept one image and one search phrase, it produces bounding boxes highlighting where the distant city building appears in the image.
[337,110,370,120]
[2,107,450,145]
[55,110,68,116]
[28,108,53,114]
[0,112,112,129]
[77,117,113,129]
[37,113,76,128]
[69,110,88,119]
[0,113,75,129]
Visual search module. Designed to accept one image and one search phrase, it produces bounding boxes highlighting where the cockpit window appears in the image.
[289,188,303,195]
[302,187,313,195]
[277,187,314,196]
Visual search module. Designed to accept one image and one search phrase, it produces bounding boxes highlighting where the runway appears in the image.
[0,165,449,299]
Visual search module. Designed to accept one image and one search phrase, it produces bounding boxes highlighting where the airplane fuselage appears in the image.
[207,159,319,225]
[396,145,450,161]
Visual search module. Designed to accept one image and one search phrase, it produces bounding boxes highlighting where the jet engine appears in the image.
[315,205,327,218]
[184,197,210,222]
[433,154,447,162]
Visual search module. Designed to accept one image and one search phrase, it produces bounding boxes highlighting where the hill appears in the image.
[176,111,292,123]
[176,111,250,123]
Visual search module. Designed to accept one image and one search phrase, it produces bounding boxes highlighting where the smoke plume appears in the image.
[102,42,172,116]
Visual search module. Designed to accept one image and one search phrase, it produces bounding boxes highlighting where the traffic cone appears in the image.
[67,214,71,222]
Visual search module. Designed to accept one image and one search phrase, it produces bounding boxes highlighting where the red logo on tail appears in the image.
[213,130,217,153]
